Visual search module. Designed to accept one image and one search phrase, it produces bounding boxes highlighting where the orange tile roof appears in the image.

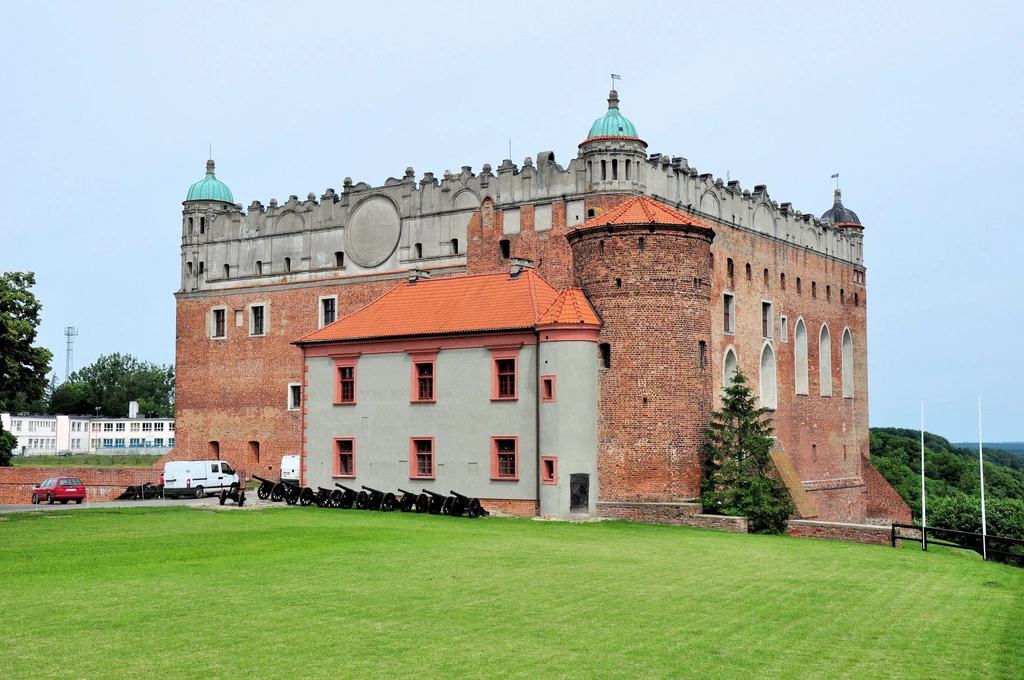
[538,287,601,325]
[296,269,563,343]
[573,195,715,230]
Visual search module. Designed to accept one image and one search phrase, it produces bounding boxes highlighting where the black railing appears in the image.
[892,523,1024,567]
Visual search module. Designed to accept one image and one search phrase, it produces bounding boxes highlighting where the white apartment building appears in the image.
[2,411,175,456]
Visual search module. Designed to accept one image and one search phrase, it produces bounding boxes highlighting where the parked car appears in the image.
[57,450,73,457]
[162,460,239,499]
[31,477,86,505]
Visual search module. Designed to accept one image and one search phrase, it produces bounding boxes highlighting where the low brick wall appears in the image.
[862,456,913,524]
[597,501,748,533]
[480,498,538,517]
[787,519,895,546]
[0,467,158,504]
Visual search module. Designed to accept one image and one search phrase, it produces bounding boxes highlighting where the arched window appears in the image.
[794,318,808,395]
[587,161,592,182]
[601,160,607,180]
[414,242,423,259]
[223,264,230,279]
[200,217,205,234]
[612,159,618,180]
[255,260,263,275]
[780,272,786,290]
[819,324,832,397]
[723,348,738,392]
[186,262,193,276]
[188,217,194,234]
[335,251,344,267]
[763,268,769,289]
[499,240,510,259]
[842,328,854,398]
[450,238,459,255]
[759,343,777,410]
[599,343,611,369]
[625,159,631,180]
[284,257,292,272]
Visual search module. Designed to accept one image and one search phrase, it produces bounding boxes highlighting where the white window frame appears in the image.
[248,302,269,337]
[723,292,736,335]
[761,300,773,340]
[288,383,302,411]
[210,306,228,340]
[780,315,788,343]
[318,295,339,329]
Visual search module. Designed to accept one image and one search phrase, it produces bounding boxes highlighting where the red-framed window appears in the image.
[334,357,357,405]
[489,347,519,400]
[541,375,556,402]
[541,456,558,485]
[333,438,355,478]
[410,437,435,479]
[491,437,518,481]
[410,352,437,403]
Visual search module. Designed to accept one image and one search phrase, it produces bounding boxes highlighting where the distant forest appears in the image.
[953,442,1024,455]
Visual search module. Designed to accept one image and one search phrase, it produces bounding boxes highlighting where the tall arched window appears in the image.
[723,348,738,392]
[760,343,777,409]
[794,318,808,395]
[842,328,854,398]
[819,324,832,397]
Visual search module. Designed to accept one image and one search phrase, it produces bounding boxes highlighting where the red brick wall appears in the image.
[570,220,714,502]
[708,223,870,522]
[862,455,912,524]
[787,519,894,546]
[597,501,748,533]
[0,467,157,504]
[479,498,538,517]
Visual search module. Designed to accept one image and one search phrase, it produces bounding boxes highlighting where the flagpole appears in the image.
[920,400,926,546]
[979,396,987,561]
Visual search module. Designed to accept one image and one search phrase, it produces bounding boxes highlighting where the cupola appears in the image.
[185,159,234,203]
[586,90,640,141]
[819,189,862,227]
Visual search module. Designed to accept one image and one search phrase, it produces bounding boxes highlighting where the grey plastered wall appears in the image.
[304,345,538,499]
[537,339,599,517]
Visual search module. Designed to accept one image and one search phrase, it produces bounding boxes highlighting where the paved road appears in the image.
[0,496,221,513]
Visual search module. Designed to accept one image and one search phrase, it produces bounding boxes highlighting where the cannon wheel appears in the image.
[285,486,299,505]
[219,490,227,506]
[468,498,487,518]
[356,490,369,510]
[428,496,444,515]
[270,483,285,503]
[299,487,315,507]
[327,490,342,508]
[416,494,430,513]
[381,493,397,512]
[341,491,356,509]
[399,494,415,512]
[257,483,271,500]
[237,490,246,508]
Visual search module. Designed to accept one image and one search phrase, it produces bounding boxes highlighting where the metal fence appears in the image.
[892,523,1024,567]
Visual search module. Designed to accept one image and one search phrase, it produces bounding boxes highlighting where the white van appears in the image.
[280,455,300,484]
[163,460,239,499]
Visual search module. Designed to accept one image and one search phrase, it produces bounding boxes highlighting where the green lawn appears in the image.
[1,508,1021,679]
[10,453,162,467]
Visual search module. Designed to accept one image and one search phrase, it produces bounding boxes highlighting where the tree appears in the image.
[54,353,174,417]
[0,272,53,411]
[701,370,794,534]
[0,422,15,466]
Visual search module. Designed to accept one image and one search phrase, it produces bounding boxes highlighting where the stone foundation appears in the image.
[597,501,748,533]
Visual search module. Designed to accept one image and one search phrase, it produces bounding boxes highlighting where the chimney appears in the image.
[407,268,431,285]
[128,401,139,419]
[509,257,535,278]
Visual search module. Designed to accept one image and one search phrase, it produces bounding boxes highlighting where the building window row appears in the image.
[332,436,518,482]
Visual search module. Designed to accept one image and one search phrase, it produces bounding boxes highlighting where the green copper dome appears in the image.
[587,90,638,139]
[186,159,234,203]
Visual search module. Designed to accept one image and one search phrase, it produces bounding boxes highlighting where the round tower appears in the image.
[181,159,236,291]
[820,188,865,264]
[578,90,649,193]
[567,196,716,502]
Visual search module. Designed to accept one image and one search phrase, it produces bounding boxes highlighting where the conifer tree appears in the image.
[701,369,794,533]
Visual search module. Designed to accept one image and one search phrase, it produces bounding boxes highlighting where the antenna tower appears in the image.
[64,327,78,381]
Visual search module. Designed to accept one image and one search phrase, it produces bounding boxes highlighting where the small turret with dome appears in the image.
[185,159,234,204]
[586,89,640,141]
[820,189,862,228]
[579,89,648,192]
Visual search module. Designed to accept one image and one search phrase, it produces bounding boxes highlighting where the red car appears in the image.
[31,477,86,505]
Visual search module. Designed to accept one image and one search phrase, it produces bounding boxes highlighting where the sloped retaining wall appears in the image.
[597,501,748,533]
[0,467,158,504]
[787,519,895,546]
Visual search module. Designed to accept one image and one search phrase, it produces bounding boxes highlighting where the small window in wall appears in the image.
[335,251,344,268]
[491,437,518,480]
[492,352,517,400]
[796,277,802,295]
[188,217,194,234]
[723,348,738,390]
[186,262,193,276]
[612,158,618,180]
[842,328,854,398]
[414,242,423,259]
[826,285,832,302]
[699,341,707,369]
[288,383,301,411]
[248,440,260,464]
[212,308,226,339]
[615,278,622,288]
[601,160,607,180]
[541,375,556,402]
[599,343,611,369]
[840,289,845,305]
[335,359,357,404]
[541,456,558,485]
[284,257,292,272]
[499,239,510,259]
[410,438,435,479]
[780,316,788,342]
[745,263,752,282]
[812,281,817,298]
[334,438,355,477]
[761,302,772,339]
[200,217,205,234]
[723,293,736,334]
[235,310,243,327]
[250,304,266,336]
[411,353,436,402]
[320,297,337,327]
[587,161,592,182]
[819,324,833,397]
[256,260,263,275]
[223,264,230,279]
[450,238,459,255]
[587,208,596,218]
[625,159,631,180]
[794,318,809,395]
[763,268,769,289]
[727,258,734,287]
[854,292,860,307]
[209,440,219,457]
[780,273,786,290]
[638,237,645,251]
[199,261,205,274]
[760,344,778,410]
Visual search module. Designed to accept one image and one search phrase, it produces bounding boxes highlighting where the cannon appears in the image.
[218,486,246,507]
[397,488,429,513]
[316,487,336,508]
[421,488,452,515]
[361,485,397,512]
[334,484,359,509]
[116,482,163,501]
[253,475,283,502]
[450,490,489,518]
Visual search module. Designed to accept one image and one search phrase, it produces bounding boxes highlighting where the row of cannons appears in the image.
[252,476,489,518]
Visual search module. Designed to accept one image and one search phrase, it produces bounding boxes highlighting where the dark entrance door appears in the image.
[570,474,590,513]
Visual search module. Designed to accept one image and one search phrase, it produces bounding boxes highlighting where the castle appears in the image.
[173,90,909,523]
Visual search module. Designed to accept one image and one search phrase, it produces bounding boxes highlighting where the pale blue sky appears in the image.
[1,1,1021,440]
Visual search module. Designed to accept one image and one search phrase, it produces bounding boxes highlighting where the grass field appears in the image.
[10,453,162,467]
[1,508,1022,679]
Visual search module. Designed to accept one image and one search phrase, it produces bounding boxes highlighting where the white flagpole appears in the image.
[920,400,926,534]
[979,396,987,560]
